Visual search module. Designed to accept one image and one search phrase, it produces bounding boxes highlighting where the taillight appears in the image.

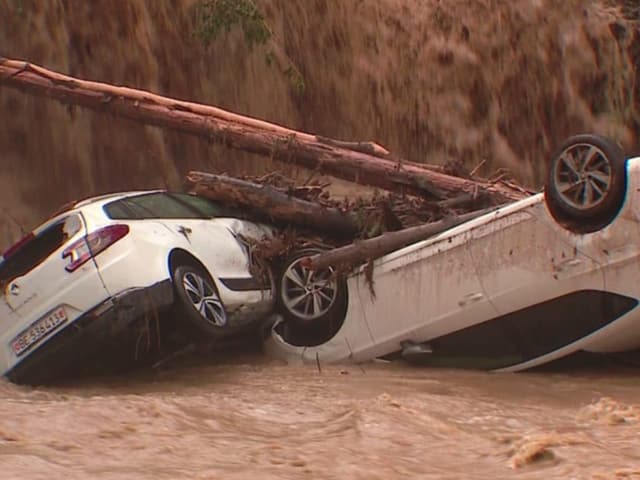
[62,224,129,272]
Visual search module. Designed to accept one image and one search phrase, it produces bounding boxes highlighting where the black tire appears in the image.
[172,264,229,337]
[544,134,627,230]
[277,248,348,331]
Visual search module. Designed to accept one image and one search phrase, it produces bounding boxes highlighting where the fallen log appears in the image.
[315,136,391,157]
[303,207,497,270]
[0,57,527,203]
[186,171,360,237]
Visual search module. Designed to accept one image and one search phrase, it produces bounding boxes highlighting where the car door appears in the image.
[469,199,605,313]
[465,197,606,367]
[553,208,640,354]
[160,217,260,280]
[352,221,498,358]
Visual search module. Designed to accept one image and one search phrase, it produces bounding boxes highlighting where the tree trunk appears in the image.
[186,171,360,238]
[0,57,527,203]
[303,208,495,270]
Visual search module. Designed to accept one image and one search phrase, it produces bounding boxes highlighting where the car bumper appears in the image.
[6,279,174,385]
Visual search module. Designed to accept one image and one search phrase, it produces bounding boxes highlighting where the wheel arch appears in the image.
[169,248,232,334]
[168,249,211,280]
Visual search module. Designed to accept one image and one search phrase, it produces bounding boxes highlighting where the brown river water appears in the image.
[1,353,640,480]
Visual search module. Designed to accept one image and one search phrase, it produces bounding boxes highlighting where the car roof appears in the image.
[35,190,167,230]
[73,190,166,209]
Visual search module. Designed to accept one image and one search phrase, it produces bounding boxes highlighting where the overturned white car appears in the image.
[265,134,640,371]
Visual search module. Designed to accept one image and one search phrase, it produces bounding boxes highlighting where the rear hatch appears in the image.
[0,212,111,357]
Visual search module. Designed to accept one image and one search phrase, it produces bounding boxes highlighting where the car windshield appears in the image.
[104,192,243,220]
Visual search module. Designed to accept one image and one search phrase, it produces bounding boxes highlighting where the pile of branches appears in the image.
[185,168,532,271]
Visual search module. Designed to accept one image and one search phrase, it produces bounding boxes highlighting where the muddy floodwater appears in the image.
[1,355,640,479]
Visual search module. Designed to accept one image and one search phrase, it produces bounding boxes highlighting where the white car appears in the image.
[0,191,277,384]
[265,134,640,371]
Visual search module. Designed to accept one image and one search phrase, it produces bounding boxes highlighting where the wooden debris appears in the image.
[301,208,497,271]
[185,171,360,238]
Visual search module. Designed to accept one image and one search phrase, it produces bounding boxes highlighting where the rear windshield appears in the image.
[104,192,242,220]
[0,215,82,285]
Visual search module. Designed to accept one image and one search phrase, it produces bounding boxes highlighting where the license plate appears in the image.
[11,306,68,356]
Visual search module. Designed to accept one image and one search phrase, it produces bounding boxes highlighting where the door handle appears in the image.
[554,258,582,272]
[458,292,484,307]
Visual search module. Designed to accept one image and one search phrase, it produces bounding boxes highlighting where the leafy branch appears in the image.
[195,0,272,49]
[194,0,305,93]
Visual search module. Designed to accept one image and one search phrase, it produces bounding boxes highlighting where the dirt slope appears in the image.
[0,0,638,246]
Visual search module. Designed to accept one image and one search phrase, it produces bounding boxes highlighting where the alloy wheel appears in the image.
[553,143,612,211]
[281,259,338,322]
[182,271,227,327]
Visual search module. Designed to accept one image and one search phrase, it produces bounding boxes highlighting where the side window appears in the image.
[171,193,242,218]
[125,194,193,218]
[104,193,240,220]
[105,193,201,219]
[103,201,135,220]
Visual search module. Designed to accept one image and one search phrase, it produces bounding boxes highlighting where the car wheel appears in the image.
[277,248,348,329]
[172,264,228,337]
[545,134,626,230]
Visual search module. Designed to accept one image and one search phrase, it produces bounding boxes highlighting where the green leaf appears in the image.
[195,0,272,49]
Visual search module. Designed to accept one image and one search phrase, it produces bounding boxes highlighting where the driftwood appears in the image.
[302,208,496,271]
[185,171,360,237]
[0,57,527,203]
